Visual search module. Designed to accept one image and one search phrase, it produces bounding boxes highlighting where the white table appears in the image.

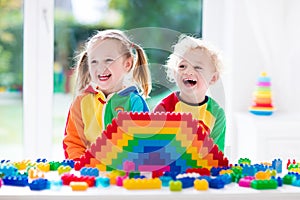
[1,181,300,200]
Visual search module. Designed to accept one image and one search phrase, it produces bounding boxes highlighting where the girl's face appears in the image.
[174,48,219,103]
[87,39,132,96]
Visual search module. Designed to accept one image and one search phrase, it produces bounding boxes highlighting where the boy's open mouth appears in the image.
[183,78,197,87]
[98,74,111,81]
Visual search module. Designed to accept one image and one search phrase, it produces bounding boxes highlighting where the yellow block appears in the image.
[70,181,88,191]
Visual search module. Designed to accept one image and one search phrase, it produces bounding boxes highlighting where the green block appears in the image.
[283,174,297,185]
[251,180,278,189]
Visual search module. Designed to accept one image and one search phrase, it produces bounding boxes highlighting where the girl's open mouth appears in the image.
[98,74,112,81]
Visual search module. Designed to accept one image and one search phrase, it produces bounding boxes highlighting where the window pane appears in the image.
[53,0,202,160]
[0,0,23,160]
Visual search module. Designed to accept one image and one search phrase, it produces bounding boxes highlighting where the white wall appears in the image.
[203,0,300,160]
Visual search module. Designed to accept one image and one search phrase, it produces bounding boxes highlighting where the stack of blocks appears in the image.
[75,112,228,173]
[249,72,275,115]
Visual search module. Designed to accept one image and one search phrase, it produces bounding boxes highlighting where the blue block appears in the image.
[3,175,28,187]
[36,158,47,163]
[160,176,172,187]
[80,167,99,177]
[209,177,225,189]
[272,159,282,173]
[61,159,74,168]
[177,177,195,188]
[197,175,212,182]
[49,180,63,190]
[210,167,222,176]
[95,177,110,187]
[218,174,231,185]
[29,178,49,191]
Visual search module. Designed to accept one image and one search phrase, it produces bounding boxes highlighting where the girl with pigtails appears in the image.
[63,29,152,160]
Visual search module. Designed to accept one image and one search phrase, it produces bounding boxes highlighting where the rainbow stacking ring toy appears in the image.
[249,72,275,116]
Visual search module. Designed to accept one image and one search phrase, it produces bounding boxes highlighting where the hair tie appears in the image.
[131,43,135,49]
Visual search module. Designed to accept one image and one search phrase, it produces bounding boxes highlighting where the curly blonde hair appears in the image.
[165,34,223,82]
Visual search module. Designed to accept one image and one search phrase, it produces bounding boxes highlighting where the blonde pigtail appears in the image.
[75,51,90,95]
[132,43,152,98]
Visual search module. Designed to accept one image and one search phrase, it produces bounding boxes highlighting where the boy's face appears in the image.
[174,48,219,103]
[87,39,132,95]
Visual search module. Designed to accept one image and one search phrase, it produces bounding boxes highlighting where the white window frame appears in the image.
[23,0,54,158]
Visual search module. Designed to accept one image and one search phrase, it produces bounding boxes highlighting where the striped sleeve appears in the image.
[63,94,88,160]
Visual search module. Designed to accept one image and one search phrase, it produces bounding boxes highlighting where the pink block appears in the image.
[116,176,127,186]
[138,165,170,172]
[123,161,135,172]
[238,176,255,187]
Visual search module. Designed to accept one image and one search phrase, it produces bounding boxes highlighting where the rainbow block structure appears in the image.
[75,112,228,172]
[249,72,275,115]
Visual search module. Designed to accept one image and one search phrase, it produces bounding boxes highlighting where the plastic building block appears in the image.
[251,179,278,189]
[169,180,182,191]
[194,179,209,190]
[231,173,244,183]
[123,178,162,190]
[129,171,140,179]
[0,165,18,176]
[2,175,28,187]
[61,174,95,187]
[49,161,61,171]
[0,160,10,164]
[197,175,212,183]
[271,176,283,187]
[272,159,282,173]
[116,176,127,186]
[70,181,89,191]
[209,177,225,189]
[176,172,200,179]
[242,165,257,176]
[219,169,233,175]
[28,168,45,179]
[210,167,222,176]
[255,171,271,180]
[186,168,210,176]
[49,180,63,190]
[238,158,251,165]
[80,167,99,177]
[283,173,297,185]
[106,170,126,185]
[177,177,195,188]
[292,179,300,187]
[36,158,47,163]
[218,174,232,185]
[14,160,31,170]
[29,178,49,191]
[57,165,72,175]
[123,161,135,172]
[238,176,255,187]
[79,112,228,172]
[160,176,172,187]
[61,159,75,168]
[36,162,50,172]
[95,177,110,187]
[163,171,180,180]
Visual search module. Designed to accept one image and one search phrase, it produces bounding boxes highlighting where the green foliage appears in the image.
[0,0,23,88]
[109,0,202,34]
[109,0,203,95]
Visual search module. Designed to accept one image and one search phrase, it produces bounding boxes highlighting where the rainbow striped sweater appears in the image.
[153,92,226,152]
[63,85,149,160]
